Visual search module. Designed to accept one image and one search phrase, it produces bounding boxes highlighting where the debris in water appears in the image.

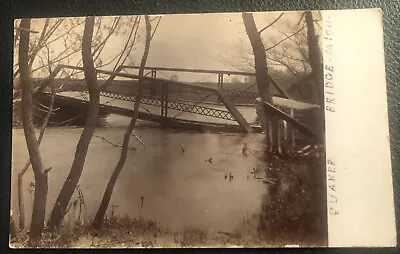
[206,157,213,163]
[224,172,227,179]
[181,144,185,153]
[242,143,249,156]
[263,179,276,184]
[229,172,233,181]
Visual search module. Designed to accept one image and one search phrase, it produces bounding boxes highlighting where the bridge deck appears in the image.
[34,92,262,133]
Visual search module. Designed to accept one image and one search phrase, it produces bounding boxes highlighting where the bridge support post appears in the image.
[164,83,168,118]
[150,69,157,97]
[217,73,224,104]
[160,82,168,126]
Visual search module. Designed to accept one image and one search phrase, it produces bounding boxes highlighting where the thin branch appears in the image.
[119,16,141,68]
[93,135,136,150]
[150,16,162,40]
[14,27,39,33]
[258,13,284,34]
[42,19,64,44]
[132,132,145,148]
[93,17,121,57]
[265,25,306,52]
[43,19,83,46]
[30,47,81,75]
[28,18,50,69]
[297,12,306,26]
[111,16,139,72]
[72,17,121,77]
[266,55,297,77]
[269,50,308,63]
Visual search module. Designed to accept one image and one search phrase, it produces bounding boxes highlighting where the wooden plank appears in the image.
[262,101,321,141]
[215,89,253,133]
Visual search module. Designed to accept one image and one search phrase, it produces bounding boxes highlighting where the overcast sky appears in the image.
[125,11,304,81]
[22,10,313,82]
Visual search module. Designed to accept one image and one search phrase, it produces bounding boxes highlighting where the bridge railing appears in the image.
[36,64,253,133]
[118,65,289,103]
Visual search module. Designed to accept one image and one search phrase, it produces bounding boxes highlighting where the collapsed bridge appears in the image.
[31,64,323,144]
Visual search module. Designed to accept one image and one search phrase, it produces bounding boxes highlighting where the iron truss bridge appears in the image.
[84,90,236,121]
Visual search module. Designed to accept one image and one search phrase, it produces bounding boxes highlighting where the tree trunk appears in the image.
[18,18,49,241]
[92,15,152,229]
[47,16,99,231]
[10,211,18,237]
[242,12,279,153]
[242,12,272,104]
[305,11,323,106]
[18,85,55,230]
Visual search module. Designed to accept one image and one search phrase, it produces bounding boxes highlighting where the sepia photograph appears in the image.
[9,8,395,248]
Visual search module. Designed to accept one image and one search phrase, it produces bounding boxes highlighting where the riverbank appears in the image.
[9,216,273,248]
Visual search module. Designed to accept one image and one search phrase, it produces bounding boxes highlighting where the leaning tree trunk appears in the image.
[242,12,279,154]
[47,16,100,231]
[92,15,152,229]
[18,18,49,241]
[17,84,55,230]
[305,11,323,106]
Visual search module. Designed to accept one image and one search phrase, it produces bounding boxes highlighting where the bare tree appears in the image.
[13,17,124,230]
[92,15,152,229]
[222,12,322,104]
[304,11,323,105]
[17,85,54,230]
[47,16,100,231]
[18,18,50,241]
[242,12,280,154]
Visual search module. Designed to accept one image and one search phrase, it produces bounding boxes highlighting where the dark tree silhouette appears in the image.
[242,12,279,154]
[92,15,152,229]
[305,11,323,106]
[18,18,49,241]
[47,16,100,230]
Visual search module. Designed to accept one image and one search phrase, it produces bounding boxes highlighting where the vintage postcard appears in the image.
[10,8,396,248]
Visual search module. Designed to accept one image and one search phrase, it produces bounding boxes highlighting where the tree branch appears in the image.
[14,27,39,33]
[151,16,162,40]
[265,25,306,52]
[93,135,136,150]
[258,13,284,34]
[132,132,145,148]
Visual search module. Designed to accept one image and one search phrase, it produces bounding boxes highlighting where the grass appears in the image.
[9,214,274,248]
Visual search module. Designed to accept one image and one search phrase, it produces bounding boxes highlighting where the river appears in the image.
[11,96,272,233]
